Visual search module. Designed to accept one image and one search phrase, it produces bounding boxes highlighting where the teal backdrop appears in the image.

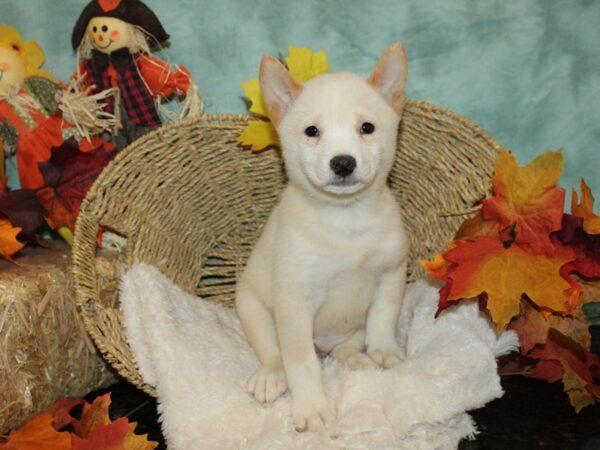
[3,0,599,206]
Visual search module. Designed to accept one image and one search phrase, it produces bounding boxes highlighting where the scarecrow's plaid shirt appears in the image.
[81,49,191,129]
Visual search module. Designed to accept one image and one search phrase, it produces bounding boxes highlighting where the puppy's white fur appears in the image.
[235,43,410,432]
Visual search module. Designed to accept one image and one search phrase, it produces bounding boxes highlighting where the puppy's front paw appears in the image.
[293,395,336,432]
[247,366,287,403]
[368,346,403,369]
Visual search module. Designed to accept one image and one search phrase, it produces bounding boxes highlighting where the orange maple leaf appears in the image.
[554,214,600,279]
[1,393,157,449]
[424,237,578,331]
[0,413,71,450]
[72,417,157,450]
[71,393,157,449]
[507,290,597,412]
[510,300,591,355]
[0,218,24,262]
[72,393,112,438]
[454,208,499,240]
[48,398,85,430]
[121,422,158,450]
[571,179,600,235]
[482,150,565,255]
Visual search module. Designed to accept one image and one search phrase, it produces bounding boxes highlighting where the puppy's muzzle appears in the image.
[330,155,357,177]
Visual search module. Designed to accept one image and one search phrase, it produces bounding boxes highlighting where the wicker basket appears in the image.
[72,101,503,395]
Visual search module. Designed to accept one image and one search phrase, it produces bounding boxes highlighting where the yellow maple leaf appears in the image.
[285,47,329,83]
[239,47,329,151]
[571,179,600,235]
[237,120,279,151]
[240,78,269,118]
[493,149,564,200]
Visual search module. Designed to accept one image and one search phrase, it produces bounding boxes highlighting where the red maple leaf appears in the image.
[554,214,600,279]
[424,149,600,413]
[71,417,157,450]
[71,417,130,450]
[36,138,114,230]
[0,188,46,240]
[481,150,565,255]
[510,299,591,355]
[530,329,600,412]
[424,237,578,331]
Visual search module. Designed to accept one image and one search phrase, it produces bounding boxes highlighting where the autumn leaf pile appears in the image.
[0,393,157,449]
[0,138,113,261]
[237,47,329,151]
[422,149,600,412]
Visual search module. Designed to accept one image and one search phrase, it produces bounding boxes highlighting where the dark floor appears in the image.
[97,374,600,450]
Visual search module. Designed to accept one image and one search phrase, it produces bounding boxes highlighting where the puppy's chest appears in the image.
[299,225,401,291]
[308,230,395,333]
[324,236,391,273]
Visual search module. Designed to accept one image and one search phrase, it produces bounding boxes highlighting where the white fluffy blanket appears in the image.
[120,264,518,450]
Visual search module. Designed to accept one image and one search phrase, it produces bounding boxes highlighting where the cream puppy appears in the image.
[235,43,409,432]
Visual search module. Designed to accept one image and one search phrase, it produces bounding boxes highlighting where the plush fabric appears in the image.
[4,0,598,202]
[120,264,519,450]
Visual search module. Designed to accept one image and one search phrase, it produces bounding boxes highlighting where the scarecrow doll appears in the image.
[72,0,200,147]
[0,25,111,190]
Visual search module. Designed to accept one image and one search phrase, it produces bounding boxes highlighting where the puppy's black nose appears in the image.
[330,155,356,177]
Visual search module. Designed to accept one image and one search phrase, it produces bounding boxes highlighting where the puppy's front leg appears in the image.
[275,295,336,432]
[366,262,407,369]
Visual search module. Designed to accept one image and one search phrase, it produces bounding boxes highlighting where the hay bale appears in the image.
[0,243,117,433]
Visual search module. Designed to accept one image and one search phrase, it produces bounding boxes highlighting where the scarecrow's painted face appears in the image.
[86,17,130,54]
[0,45,26,91]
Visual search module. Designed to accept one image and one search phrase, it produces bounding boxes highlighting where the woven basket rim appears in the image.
[75,100,501,224]
[73,99,503,310]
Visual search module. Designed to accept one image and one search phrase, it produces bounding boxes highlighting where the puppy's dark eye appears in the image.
[360,122,375,135]
[102,25,109,32]
[305,125,320,137]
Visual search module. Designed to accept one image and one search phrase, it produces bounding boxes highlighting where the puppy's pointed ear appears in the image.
[259,55,303,127]
[367,43,408,116]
